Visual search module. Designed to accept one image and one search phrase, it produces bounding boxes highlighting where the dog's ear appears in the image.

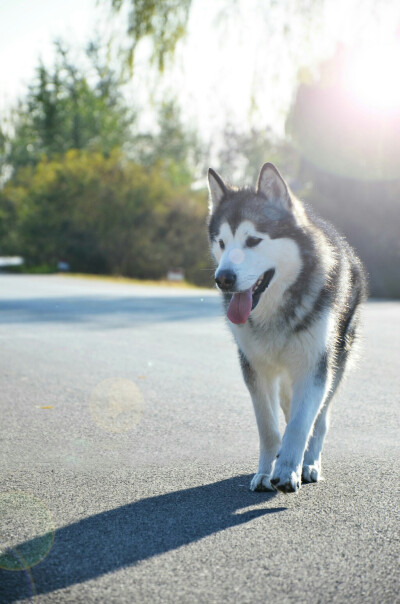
[208,168,227,212]
[256,163,291,211]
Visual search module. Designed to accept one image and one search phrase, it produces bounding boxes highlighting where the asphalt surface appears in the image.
[0,274,399,604]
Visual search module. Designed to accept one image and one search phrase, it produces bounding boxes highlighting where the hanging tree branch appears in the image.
[109,0,192,72]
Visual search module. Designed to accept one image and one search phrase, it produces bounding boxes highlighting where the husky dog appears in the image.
[207,163,367,493]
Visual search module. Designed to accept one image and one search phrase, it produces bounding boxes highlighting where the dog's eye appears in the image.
[246,237,262,248]
[219,239,225,250]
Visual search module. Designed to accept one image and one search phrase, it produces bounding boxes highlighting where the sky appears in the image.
[1,0,400,144]
[0,0,102,109]
[0,0,295,141]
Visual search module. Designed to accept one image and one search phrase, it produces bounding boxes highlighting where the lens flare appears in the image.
[0,491,55,571]
[89,378,145,433]
[343,42,400,112]
[229,248,245,265]
[0,544,36,601]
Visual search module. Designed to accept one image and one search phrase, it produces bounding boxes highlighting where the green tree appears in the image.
[109,0,191,71]
[135,98,206,186]
[107,0,327,73]
[0,41,135,175]
[0,150,211,283]
[0,36,211,284]
[218,125,300,185]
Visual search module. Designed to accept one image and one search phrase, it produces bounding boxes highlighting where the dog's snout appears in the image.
[215,269,237,291]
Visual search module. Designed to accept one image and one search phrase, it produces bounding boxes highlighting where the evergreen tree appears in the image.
[0,41,135,176]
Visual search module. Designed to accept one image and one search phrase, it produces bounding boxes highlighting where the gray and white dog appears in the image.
[207,163,367,493]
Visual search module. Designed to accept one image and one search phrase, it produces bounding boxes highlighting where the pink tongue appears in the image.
[227,288,253,324]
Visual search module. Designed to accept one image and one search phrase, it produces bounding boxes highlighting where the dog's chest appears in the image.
[230,320,286,368]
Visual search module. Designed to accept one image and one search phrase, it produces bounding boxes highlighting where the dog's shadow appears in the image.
[0,474,285,602]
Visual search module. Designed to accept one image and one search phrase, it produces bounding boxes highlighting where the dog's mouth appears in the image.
[227,269,275,325]
[251,268,276,309]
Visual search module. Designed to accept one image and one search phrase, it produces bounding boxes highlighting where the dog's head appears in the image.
[207,163,303,324]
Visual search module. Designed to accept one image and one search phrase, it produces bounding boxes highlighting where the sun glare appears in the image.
[343,42,400,112]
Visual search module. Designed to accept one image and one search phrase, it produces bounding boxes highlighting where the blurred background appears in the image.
[0,0,399,296]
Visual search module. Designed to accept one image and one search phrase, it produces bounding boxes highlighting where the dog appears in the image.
[207,162,367,493]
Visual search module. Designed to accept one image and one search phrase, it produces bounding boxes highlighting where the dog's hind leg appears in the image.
[301,401,331,483]
[302,361,345,483]
[239,351,281,492]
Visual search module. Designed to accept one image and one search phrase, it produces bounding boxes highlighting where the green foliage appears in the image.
[109,0,192,71]
[1,41,134,174]
[0,40,214,286]
[218,125,300,185]
[0,151,211,284]
[135,99,206,186]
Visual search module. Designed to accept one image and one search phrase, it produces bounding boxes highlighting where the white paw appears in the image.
[250,473,276,492]
[271,459,301,493]
[302,462,322,483]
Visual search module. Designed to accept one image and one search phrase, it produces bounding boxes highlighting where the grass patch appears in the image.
[58,273,213,290]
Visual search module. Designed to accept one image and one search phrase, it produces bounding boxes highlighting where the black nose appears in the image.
[215,270,236,291]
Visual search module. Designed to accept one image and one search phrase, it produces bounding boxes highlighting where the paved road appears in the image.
[0,275,399,604]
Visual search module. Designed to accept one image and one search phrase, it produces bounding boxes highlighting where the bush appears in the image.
[0,150,212,285]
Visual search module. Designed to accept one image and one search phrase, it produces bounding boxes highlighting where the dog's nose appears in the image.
[215,270,237,291]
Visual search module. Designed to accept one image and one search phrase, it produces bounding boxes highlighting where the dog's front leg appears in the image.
[271,363,331,493]
[240,353,281,492]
